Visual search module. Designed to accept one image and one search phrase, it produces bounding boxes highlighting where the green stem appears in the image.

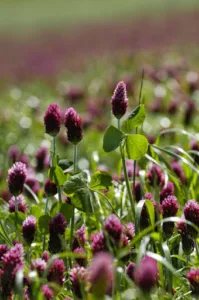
[118,119,135,220]
[73,144,77,174]
[53,136,56,166]
[42,197,49,252]
[15,196,20,241]
[69,144,77,265]
[195,239,199,259]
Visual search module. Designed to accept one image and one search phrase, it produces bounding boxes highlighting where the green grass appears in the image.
[0,0,199,34]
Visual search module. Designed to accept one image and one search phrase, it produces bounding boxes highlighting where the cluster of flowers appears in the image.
[1,80,199,299]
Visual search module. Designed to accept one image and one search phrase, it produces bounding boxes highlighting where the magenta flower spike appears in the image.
[44,103,61,136]
[22,215,36,244]
[64,107,83,144]
[111,81,128,119]
[7,162,27,196]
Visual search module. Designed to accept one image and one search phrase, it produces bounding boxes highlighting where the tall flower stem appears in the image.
[52,136,62,208]
[118,119,135,220]
[70,144,77,255]
[42,196,49,251]
[15,196,20,240]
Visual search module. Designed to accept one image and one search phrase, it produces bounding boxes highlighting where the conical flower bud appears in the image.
[111,81,128,119]
[44,103,61,136]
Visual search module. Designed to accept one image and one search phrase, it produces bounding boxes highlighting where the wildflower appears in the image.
[22,216,36,244]
[73,247,86,266]
[8,195,27,213]
[44,179,57,197]
[190,139,199,164]
[31,258,46,277]
[184,200,199,238]
[123,222,135,241]
[69,265,87,298]
[160,181,175,203]
[42,251,49,262]
[111,81,128,119]
[72,225,86,250]
[47,258,65,286]
[132,181,142,202]
[184,99,196,125]
[104,214,123,245]
[171,161,186,184]
[48,213,67,253]
[89,252,114,297]
[126,262,135,280]
[146,164,165,187]
[41,284,54,300]
[187,269,199,295]
[140,193,156,229]
[44,103,61,136]
[91,231,107,255]
[177,219,194,254]
[35,146,49,171]
[64,107,83,144]
[1,243,24,297]
[161,195,179,236]
[7,162,27,196]
[134,256,159,292]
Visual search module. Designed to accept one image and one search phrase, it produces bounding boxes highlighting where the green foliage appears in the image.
[126,134,148,160]
[103,125,125,152]
[122,104,145,133]
[89,171,113,190]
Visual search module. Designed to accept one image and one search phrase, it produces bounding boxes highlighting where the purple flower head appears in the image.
[146,164,165,187]
[49,213,66,235]
[104,214,123,245]
[1,243,24,297]
[160,181,175,203]
[42,251,49,262]
[190,139,199,164]
[123,222,135,241]
[74,247,87,266]
[111,81,128,119]
[177,219,195,255]
[64,107,83,144]
[31,258,46,277]
[41,284,54,300]
[7,162,27,196]
[126,262,136,281]
[22,216,36,244]
[161,195,179,236]
[70,265,87,298]
[184,200,199,238]
[8,145,20,163]
[133,181,142,202]
[0,244,9,262]
[161,195,179,217]
[35,146,49,171]
[140,193,156,229]
[72,225,86,250]
[44,179,57,197]
[47,258,65,286]
[89,252,114,297]
[171,161,186,184]
[8,195,27,213]
[187,269,199,295]
[44,103,61,136]
[91,231,107,255]
[134,256,159,292]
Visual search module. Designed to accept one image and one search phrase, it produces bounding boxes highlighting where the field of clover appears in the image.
[1,52,199,299]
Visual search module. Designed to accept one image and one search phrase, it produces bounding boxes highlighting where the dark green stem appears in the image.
[118,119,135,219]
[42,196,49,251]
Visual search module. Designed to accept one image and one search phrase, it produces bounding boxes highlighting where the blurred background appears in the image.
[0,0,199,84]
